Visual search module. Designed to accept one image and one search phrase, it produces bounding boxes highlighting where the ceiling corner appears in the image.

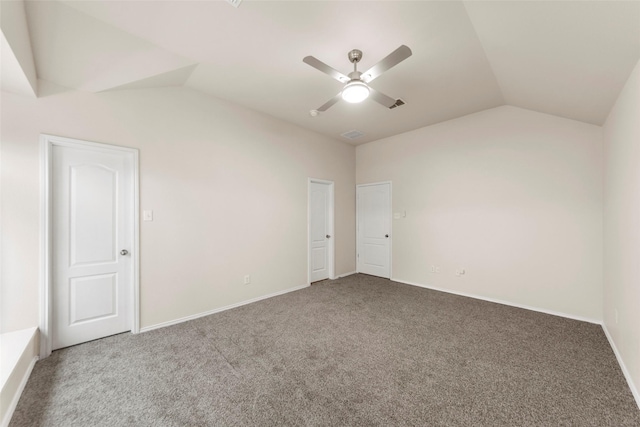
[461,0,506,106]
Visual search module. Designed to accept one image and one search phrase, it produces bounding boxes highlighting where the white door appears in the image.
[357,182,391,278]
[52,144,134,349]
[309,180,333,283]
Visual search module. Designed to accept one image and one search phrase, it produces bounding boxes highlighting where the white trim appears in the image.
[131,149,140,335]
[602,324,640,409]
[356,181,392,279]
[389,182,393,279]
[39,134,140,359]
[336,271,357,279]
[1,356,38,427]
[308,178,335,284]
[39,138,52,359]
[391,277,602,325]
[140,283,310,333]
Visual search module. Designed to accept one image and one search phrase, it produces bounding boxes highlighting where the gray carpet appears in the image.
[10,274,640,426]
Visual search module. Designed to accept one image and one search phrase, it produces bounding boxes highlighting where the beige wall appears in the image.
[357,106,603,321]
[603,59,640,402]
[0,82,356,332]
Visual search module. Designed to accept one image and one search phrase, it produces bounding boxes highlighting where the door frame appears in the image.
[356,181,393,278]
[307,178,335,284]
[39,134,140,359]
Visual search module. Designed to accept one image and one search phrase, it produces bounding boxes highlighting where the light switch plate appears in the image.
[143,210,153,221]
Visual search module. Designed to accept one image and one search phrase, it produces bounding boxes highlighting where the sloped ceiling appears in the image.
[464,1,640,126]
[1,0,38,97]
[2,1,639,145]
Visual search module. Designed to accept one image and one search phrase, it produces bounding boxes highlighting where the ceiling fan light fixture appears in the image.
[341,81,370,103]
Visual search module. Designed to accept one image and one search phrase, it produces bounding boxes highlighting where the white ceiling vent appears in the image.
[341,129,365,140]
[389,99,406,109]
[226,0,242,8]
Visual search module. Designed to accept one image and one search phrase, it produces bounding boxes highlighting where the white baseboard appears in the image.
[390,277,601,325]
[336,271,356,279]
[140,283,310,333]
[602,324,640,410]
[1,356,38,427]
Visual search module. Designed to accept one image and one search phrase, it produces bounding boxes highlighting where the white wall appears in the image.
[603,59,640,404]
[0,82,356,332]
[357,106,603,321]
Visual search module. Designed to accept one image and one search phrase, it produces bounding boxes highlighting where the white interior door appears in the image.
[357,182,391,278]
[309,180,334,283]
[52,144,134,349]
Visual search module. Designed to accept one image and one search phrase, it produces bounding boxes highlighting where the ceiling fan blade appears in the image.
[303,56,350,83]
[361,45,412,83]
[317,93,342,112]
[369,88,397,108]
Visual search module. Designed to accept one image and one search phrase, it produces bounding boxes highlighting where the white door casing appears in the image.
[308,179,334,283]
[40,135,139,358]
[357,182,391,278]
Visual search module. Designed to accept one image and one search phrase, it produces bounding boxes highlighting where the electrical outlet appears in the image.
[243,275,251,285]
[430,266,436,273]
[456,269,466,276]
[435,266,440,274]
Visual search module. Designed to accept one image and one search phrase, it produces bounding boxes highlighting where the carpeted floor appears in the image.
[10,274,640,426]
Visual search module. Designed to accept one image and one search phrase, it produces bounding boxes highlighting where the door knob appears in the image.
[326,235,331,239]
[120,249,129,256]
[385,234,389,238]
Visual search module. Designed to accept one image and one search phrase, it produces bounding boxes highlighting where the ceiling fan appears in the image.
[303,45,412,112]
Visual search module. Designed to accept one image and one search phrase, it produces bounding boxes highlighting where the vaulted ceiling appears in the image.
[2,1,639,145]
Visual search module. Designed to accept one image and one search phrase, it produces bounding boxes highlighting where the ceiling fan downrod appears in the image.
[348,49,363,78]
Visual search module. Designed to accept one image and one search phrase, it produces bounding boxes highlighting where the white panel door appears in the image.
[309,181,333,283]
[52,144,133,349]
[357,183,391,278]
